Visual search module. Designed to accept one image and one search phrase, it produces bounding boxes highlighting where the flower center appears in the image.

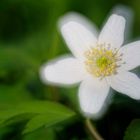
[96,56,111,68]
[84,43,123,78]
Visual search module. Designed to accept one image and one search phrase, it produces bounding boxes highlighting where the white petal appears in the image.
[119,41,140,71]
[108,71,140,99]
[111,5,134,44]
[59,12,97,59]
[40,55,87,86]
[78,76,110,117]
[99,14,125,48]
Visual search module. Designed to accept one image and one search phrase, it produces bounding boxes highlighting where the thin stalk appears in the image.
[85,119,104,140]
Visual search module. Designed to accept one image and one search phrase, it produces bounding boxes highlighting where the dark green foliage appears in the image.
[124,119,140,140]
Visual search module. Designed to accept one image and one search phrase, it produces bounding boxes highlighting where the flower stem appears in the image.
[85,119,104,140]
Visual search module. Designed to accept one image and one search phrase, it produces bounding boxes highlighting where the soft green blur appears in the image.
[0,0,140,140]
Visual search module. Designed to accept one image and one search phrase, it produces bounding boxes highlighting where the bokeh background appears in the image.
[0,0,140,140]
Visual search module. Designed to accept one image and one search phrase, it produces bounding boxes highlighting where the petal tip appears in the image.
[39,63,51,85]
[58,11,98,36]
[111,14,126,23]
[58,12,83,31]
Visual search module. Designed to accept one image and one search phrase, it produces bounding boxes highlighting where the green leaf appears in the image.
[23,128,56,140]
[124,119,140,140]
[0,101,75,133]
[24,113,72,134]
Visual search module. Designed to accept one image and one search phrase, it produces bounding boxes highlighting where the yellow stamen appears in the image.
[84,43,123,78]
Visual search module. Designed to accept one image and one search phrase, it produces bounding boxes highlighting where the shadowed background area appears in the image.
[0,0,140,140]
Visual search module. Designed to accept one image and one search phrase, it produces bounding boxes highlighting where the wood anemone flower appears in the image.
[40,12,140,118]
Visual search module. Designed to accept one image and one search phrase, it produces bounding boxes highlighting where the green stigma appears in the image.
[96,56,111,69]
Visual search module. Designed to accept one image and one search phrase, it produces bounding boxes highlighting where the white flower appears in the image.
[40,12,140,118]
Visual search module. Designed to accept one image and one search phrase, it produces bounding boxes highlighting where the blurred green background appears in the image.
[0,0,140,140]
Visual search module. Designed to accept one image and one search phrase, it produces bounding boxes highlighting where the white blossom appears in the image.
[40,12,140,117]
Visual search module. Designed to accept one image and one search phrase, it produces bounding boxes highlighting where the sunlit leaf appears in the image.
[0,101,75,134]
